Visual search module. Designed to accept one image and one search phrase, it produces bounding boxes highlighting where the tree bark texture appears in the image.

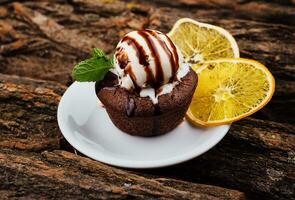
[0,149,246,200]
[0,0,294,199]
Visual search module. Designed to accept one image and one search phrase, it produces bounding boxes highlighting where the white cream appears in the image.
[113,30,190,104]
[139,83,175,104]
[176,62,190,81]
[120,74,134,90]
[140,88,158,104]
[157,83,174,97]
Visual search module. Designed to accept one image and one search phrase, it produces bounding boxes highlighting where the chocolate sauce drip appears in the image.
[121,36,155,84]
[144,67,154,84]
[122,36,148,67]
[115,47,128,69]
[124,66,137,82]
[164,34,179,80]
[153,103,161,116]
[126,98,136,117]
[156,87,163,96]
[123,68,141,94]
[146,30,177,83]
[138,30,164,87]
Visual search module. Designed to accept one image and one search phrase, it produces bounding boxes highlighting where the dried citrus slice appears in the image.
[186,58,275,127]
[168,18,239,65]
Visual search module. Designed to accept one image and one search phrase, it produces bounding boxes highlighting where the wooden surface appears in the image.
[0,0,294,199]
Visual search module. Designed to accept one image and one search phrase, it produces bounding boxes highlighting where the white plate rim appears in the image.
[57,82,230,169]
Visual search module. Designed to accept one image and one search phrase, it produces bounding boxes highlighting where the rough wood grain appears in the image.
[0,73,294,199]
[0,0,294,123]
[148,0,295,26]
[0,149,245,200]
[0,1,294,199]
[141,118,295,200]
[0,73,65,151]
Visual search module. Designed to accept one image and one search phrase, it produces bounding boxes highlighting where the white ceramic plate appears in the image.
[57,82,230,169]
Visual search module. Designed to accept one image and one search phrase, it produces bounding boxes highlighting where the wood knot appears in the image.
[266,168,284,181]
[259,132,282,148]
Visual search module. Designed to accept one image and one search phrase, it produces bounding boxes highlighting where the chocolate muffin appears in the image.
[96,70,197,136]
[96,29,198,136]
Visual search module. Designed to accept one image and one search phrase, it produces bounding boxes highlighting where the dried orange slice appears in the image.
[186,58,275,127]
[168,18,239,65]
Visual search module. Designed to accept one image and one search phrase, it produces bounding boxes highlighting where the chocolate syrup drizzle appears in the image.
[116,30,181,118]
[163,34,179,81]
[137,30,164,88]
[121,36,155,84]
[117,30,180,89]
[145,30,179,81]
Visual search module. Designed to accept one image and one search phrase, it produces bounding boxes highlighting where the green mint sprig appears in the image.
[72,48,113,82]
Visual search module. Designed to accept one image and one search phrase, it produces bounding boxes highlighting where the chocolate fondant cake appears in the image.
[94,29,198,136]
[96,70,197,136]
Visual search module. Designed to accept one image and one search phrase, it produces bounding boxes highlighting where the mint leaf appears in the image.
[72,48,113,82]
[92,48,105,58]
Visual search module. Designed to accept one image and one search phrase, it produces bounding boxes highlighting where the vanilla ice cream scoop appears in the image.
[113,30,188,91]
